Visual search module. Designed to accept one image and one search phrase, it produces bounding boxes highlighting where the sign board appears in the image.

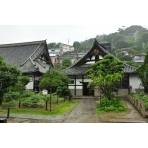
[42,89,48,95]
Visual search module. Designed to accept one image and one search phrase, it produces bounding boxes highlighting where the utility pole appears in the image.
[85,37,87,53]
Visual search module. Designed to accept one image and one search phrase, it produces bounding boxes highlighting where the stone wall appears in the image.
[71,88,129,97]
[127,96,148,117]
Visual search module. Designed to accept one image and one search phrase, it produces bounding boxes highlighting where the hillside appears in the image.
[47,25,148,66]
[73,25,148,52]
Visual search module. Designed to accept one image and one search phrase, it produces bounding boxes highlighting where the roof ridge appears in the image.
[20,42,43,66]
[0,40,46,48]
[70,39,137,71]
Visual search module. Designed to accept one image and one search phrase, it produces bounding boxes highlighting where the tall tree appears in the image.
[86,55,124,100]
[137,51,148,93]
[39,68,69,92]
[0,57,20,105]
[61,58,72,69]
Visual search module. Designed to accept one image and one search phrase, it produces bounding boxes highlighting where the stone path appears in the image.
[63,98,99,123]
[0,98,147,123]
[0,113,64,123]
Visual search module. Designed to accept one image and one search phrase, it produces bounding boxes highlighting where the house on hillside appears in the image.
[133,54,146,63]
[0,40,53,92]
[63,40,141,97]
[49,53,60,67]
[59,43,74,53]
[100,42,112,53]
[48,48,62,56]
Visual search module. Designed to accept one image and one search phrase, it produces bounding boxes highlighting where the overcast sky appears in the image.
[0,0,148,45]
[0,25,130,45]
[1,0,147,145]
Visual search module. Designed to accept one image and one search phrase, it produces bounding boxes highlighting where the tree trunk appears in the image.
[144,86,148,93]
[0,98,2,106]
[0,93,3,106]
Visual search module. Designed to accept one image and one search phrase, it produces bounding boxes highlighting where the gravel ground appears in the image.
[0,98,147,123]
[63,98,100,123]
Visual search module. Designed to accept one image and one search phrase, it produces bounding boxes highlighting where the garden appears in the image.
[0,90,78,116]
[86,55,127,113]
[0,57,77,117]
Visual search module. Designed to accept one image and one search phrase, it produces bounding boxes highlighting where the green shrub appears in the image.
[2,100,17,108]
[21,97,32,108]
[4,91,20,102]
[98,97,126,112]
[131,92,148,109]
[21,90,34,98]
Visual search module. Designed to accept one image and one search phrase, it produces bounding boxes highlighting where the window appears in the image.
[69,79,74,84]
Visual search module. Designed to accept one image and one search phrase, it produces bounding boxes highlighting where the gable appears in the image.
[73,40,110,67]
[0,40,53,73]
[63,39,137,76]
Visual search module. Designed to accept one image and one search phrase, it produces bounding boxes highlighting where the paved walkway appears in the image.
[0,98,147,123]
[63,98,99,123]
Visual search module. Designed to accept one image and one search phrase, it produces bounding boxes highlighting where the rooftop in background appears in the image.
[63,40,136,76]
[133,54,146,63]
[100,42,112,53]
[0,40,53,73]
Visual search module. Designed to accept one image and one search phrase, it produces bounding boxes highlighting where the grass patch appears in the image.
[131,92,148,109]
[96,97,127,114]
[0,101,78,116]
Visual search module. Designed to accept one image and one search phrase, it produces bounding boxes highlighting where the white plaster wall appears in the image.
[129,75,143,91]
[83,79,92,82]
[26,81,33,90]
[69,78,92,90]
[76,79,82,85]
[76,86,82,89]
[69,86,75,89]
[68,85,82,89]
[68,86,83,89]
[26,76,34,90]
[75,79,92,84]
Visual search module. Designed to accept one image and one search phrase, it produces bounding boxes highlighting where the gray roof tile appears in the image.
[63,39,137,75]
[0,40,52,73]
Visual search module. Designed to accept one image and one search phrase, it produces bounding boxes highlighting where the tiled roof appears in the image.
[0,40,53,73]
[63,65,91,76]
[62,39,137,76]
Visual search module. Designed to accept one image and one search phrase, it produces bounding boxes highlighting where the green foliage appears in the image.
[137,51,148,93]
[0,101,78,116]
[21,93,44,108]
[4,91,20,102]
[61,58,72,69]
[86,55,124,100]
[56,83,72,101]
[39,68,70,92]
[47,25,148,56]
[0,56,20,105]
[124,61,139,68]
[97,97,126,112]
[10,75,30,93]
[118,54,132,62]
[132,92,148,109]
[47,42,60,49]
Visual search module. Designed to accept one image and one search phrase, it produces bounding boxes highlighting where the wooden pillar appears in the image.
[82,75,84,96]
[128,73,130,94]
[74,75,76,96]
[33,73,35,91]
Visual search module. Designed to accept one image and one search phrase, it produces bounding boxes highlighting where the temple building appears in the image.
[63,40,140,97]
[0,40,53,91]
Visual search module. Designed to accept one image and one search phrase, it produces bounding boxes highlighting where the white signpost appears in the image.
[42,89,48,95]
[42,89,48,110]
